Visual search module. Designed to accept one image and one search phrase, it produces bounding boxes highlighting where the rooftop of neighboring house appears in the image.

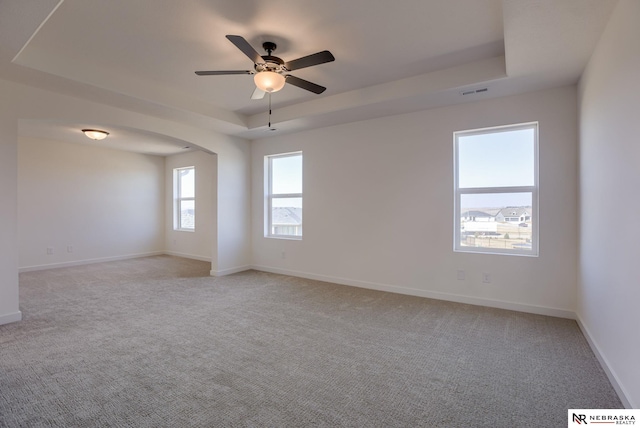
[461,206,532,219]
[461,208,502,217]
[272,207,302,225]
[497,207,531,217]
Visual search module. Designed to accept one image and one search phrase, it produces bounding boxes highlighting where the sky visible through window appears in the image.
[461,193,531,209]
[272,155,302,208]
[178,167,195,230]
[458,127,534,207]
[180,168,195,198]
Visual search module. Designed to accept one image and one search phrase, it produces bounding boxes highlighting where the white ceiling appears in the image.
[0,0,618,155]
[17,120,197,156]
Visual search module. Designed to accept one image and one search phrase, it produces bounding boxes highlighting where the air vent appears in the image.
[461,88,488,96]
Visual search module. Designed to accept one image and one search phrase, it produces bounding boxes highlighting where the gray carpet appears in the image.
[1,256,621,427]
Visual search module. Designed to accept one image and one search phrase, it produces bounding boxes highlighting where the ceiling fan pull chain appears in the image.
[268,92,272,129]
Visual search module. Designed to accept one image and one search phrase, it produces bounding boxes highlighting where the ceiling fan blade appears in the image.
[284,50,335,71]
[226,35,263,64]
[285,75,326,94]
[251,87,266,100]
[195,70,252,76]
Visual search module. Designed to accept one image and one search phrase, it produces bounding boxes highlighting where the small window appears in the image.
[266,152,302,239]
[174,166,195,231]
[454,123,538,256]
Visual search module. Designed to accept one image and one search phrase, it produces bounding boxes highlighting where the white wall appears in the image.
[252,86,578,318]
[0,78,251,324]
[165,150,216,261]
[0,82,21,325]
[18,136,165,270]
[578,0,640,409]
[211,139,252,276]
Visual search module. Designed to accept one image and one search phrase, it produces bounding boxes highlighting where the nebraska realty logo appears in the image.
[569,409,638,426]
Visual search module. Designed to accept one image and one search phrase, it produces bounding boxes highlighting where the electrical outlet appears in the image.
[46,247,54,255]
[67,245,73,253]
[482,273,491,283]
[281,251,286,259]
[457,270,465,280]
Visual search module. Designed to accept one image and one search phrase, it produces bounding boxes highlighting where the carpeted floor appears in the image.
[0,255,621,427]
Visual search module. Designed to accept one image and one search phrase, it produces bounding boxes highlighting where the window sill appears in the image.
[265,235,302,241]
[454,248,538,257]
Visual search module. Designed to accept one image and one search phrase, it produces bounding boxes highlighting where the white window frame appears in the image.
[174,166,195,232]
[453,122,539,256]
[265,152,303,240]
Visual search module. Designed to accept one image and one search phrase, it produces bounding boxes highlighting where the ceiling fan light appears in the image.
[254,71,285,93]
[82,129,109,140]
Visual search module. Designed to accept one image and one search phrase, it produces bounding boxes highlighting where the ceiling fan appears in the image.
[195,35,335,100]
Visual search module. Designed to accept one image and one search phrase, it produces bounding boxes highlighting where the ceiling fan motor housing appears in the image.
[256,55,285,73]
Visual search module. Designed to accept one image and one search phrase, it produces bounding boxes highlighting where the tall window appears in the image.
[174,166,195,231]
[266,152,302,238]
[454,123,538,256]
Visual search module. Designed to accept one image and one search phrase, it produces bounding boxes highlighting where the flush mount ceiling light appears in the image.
[82,129,109,140]
[253,70,286,93]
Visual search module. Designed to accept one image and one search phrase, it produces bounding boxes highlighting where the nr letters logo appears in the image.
[573,413,588,424]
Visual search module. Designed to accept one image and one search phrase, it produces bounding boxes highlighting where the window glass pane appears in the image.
[271,197,302,236]
[179,168,195,198]
[272,155,302,194]
[459,192,532,251]
[180,200,195,229]
[458,127,534,188]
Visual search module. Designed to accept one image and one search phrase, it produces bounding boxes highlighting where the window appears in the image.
[266,152,302,239]
[174,166,195,231]
[454,123,538,256]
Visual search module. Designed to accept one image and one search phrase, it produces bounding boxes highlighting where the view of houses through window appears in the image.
[267,152,302,238]
[454,123,538,255]
[460,193,532,251]
[174,166,195,231]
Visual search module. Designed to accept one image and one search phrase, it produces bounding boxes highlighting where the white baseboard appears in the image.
[575,315,634,409]
[0,311,22,326]
[210,265,251,277]
[164,251,211,262]
[250,264,576,319]
[18,251,164,273]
